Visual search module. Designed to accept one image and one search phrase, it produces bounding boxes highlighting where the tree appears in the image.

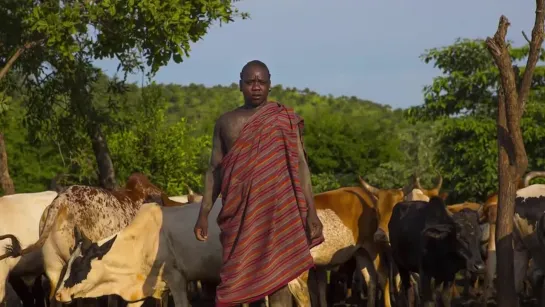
[406,39,545,202]
[1,0,247,190]
[485,1,545,306]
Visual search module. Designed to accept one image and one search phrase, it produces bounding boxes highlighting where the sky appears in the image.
[94,0,535,109]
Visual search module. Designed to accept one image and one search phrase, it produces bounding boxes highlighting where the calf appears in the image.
[0,173,188,306]
[54,201,224,307]
[388,197,485,307]
[0,191,57,307]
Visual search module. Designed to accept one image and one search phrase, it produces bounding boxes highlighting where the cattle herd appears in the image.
[1,171,545,307]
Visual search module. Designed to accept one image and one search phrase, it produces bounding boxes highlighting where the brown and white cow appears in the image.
[0,173,189,305]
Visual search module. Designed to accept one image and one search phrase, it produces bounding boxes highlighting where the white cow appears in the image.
[54,201,223,307]
[0,191,57,306]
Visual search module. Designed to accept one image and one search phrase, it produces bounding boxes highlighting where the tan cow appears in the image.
[0,173,189,306]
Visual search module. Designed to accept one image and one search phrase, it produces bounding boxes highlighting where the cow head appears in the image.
[405,189,430,202]
[412,172,447,200]
[358,177,409,244]
[55,227,117,303]
[450,209,486,274]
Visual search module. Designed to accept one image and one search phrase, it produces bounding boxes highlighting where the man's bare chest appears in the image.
[221,111,256,153]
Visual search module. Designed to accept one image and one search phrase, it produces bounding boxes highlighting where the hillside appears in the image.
[5,82,422,196]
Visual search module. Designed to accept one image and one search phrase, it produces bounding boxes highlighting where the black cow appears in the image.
[388,197,485,307]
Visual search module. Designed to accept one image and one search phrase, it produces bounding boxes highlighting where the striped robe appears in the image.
[215,102,324,306]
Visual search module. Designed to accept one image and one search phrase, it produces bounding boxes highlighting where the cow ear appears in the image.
[74,226,93,250]
[96,235,117,260]
[423,224,453,240]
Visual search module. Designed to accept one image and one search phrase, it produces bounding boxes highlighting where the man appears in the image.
[193,60,324,307]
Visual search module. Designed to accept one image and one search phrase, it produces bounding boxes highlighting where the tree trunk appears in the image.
[0,133,15,194]
[495,91,519,307]
[87,122,117,190]
[486,3,544,307]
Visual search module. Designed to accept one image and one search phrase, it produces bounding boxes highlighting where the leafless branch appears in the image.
[518,0,545,111]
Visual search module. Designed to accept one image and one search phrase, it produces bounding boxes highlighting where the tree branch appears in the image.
[486,16,528,173]
[0,40,43,82]
[486,16,519,114]
[519,0,545,110]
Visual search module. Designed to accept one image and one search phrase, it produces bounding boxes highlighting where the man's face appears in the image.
[239,65,271,107]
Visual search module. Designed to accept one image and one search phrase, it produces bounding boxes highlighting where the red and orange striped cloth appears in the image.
[215,102,324,306]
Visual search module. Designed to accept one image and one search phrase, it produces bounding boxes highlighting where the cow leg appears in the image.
[268,285,293,307]
[397,269,412,307]
[287,273,310,307]
[482,221,496,306]
[461,270,470,298]
[419,273,433,307]
[0,264,9,306]
[410,273,420,307]
[31,275,46,307]
[8,275,34,307]
[439,281,453,307]
[163,270,189,307]
[315,268,327,306]
[42,242,66,307]
[513,248,529,298]
[306,267,323,307]
[355,248,377,307]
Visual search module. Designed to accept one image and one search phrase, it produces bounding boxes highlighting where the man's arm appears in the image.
[295,125,316,212]
[199,119,224,217]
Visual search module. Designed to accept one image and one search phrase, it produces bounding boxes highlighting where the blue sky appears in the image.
[94,0,535,109]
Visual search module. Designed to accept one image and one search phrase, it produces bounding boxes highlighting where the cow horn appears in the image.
[414,174,423,190]
[401,182,413,196]
[477,205,487,223]
[185,184,195,196]
[435,173,443,190]
[358,176,379,196]
[523,171,545,187]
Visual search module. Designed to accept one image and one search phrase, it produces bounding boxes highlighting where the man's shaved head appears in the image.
[239,60,271,107]
[240,60,271,80]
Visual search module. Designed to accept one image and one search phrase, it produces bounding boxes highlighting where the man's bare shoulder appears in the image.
[215,107,243,128]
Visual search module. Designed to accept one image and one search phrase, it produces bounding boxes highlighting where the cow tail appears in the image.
[0,196,62,259]
[0,235,21,260]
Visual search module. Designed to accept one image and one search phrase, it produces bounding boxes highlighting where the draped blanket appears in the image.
[215,102,324,306]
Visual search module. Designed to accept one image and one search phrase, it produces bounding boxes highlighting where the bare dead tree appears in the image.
[485,1,545,306]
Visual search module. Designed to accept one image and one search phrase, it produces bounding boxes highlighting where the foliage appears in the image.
[406,38,545,120]
[5,37,545,204]
[0,0,247,78]
[107,84,210,195]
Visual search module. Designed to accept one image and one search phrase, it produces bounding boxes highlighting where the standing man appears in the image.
[193,60,324,306]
